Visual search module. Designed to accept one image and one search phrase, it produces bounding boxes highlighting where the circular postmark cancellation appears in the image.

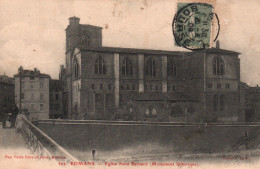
[172,3,220,50]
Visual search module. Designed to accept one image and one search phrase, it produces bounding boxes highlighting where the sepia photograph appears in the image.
[0,0,260,168]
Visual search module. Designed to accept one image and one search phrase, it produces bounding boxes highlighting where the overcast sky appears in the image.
[0,0,260,86]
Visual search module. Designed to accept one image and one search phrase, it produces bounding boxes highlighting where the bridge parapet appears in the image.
[21,116,78,163]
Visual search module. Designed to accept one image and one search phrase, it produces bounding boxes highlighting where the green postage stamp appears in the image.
[172,2,220,50]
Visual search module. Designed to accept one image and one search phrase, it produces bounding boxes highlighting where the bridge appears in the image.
[1,116,260,166]
[0,116,78,167]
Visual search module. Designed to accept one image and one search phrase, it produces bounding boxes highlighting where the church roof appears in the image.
[203,48,241,55]
[65,24,103,31]
[77,45,191,55]
[77,46,240,56]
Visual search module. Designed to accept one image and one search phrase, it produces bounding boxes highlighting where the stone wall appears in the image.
[38,120,260,161]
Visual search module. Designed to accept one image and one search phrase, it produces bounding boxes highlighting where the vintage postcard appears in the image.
[1,0,260,169]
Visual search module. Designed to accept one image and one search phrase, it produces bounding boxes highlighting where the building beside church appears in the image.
[49,79,64,119]
[0,75,15,121]
[14,67,50,120]
[64,16,243,122]
[59,65,68,119]
[242,84,260,122]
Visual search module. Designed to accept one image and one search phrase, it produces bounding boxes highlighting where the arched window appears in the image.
[213,94,218,111]
[220,94,225,111]
[95,94,104,114]
[81,31,90,45]
[151,108,157,118]
[145,108,149,117]
[73,59,80,78]
[122,57,133,76]
[213,57,225,75]
[146,57,156,77]
[167,59,177,77]
[95,55,106,74]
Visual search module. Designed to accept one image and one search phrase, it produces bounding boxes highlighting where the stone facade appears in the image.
[49,79,63,119]
[243,85,260,122]
[59,65,68,118]
[64,17,242,122]
[14,67,50,120]
[0,75,15,120]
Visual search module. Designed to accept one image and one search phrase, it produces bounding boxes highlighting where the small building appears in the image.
[14,67,50,120]
[49,79,63,119]
[59,65,68,119]
[243,85,260,122]
[0,75,15,120]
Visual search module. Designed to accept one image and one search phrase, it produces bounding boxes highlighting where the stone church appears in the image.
[64,16,244,122]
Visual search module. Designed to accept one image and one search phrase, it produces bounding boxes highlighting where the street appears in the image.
[0,122,27,149]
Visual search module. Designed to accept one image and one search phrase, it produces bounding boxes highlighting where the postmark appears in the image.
[172,3,220,50]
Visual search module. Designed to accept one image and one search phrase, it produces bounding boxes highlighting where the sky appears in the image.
[0,0,260,86]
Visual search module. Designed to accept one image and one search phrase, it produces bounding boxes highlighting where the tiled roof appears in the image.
[49,79,61,91]
[0,75,14,85]
[14,70,50,78]
[248,86,260,93]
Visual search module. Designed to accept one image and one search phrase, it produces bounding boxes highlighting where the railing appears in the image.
[21,116,78,163]
[231,127,260,151]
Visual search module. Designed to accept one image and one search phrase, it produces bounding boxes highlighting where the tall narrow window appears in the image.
[21,82,25,88]
[40,93,44,100]
[74,59,80,78]
[226,83,230,89]
[106,94,113,108]
[150,85,153,91]
[122,57,133,76]
[152,108,157,118]
[172,85,176,91]
[119,94,123,107]
[155,85,159,91]
[108,84,112,90]
[167,59,177,77]
[50,104,53,110]
[31,104,34,110]
[40,82,44,88]
[146,57,156,77]
[213,57,225,75]
[220,94,225,111]
[55,94,59,100]
[95,94,103,113]
[31,93,34,100]
[30,82,34,89]
[217,83,221,89]
[21,93,24,99]
[81,31,90,45]
[74,64,77,78]
[132,84,136,90]
[207,83,212,88]
[95,55,106,74]
[213,94,218,111]
[40,104,44,110]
